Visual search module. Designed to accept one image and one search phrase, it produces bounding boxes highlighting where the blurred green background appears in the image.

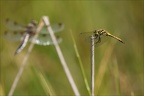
[0,0,143,96]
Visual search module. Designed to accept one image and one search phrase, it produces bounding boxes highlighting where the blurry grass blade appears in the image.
[130,91,135,96]
[112,56,121,96]
[0,84,5,96]
[95,41,116,95]
[71,30,91,95]
[36,70,55,96]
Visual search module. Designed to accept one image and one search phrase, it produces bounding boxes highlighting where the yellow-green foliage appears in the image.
[0,1,143,96]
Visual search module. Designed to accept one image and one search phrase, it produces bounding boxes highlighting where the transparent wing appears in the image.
[80,31,94,37]
[94,35,108,47]
[3,30,25,41]
[80,30,124,47]
[5,19,26,31]
[40,23,64,34]
[30,34,62,46]
[80,31,109,47]
[79,31,95,43]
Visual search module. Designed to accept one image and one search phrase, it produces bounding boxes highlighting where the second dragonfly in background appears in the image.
[4,19,64,55]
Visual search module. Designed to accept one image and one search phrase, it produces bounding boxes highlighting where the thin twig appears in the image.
[42,16,80,96]
[8,19,44,96]
[91,35,95,96]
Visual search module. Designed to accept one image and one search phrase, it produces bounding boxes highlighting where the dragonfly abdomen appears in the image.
[15,34,30,55]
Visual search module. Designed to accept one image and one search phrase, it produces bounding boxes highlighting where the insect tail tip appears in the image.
[121,41,125,44]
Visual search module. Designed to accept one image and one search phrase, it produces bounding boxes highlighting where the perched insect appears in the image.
[80,29,124,46]
[4,19,64,54]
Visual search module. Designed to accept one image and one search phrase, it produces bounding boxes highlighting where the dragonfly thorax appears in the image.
[26,21,37,35]
[96,29,108,36]
[93,30,98,36]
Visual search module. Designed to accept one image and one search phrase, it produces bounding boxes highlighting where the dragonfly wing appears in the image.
[30,34,62,46]
[80,31,108,47]
[94,35,108,47]
[80,31,94,37]
[5,19,26,31]
[3,30,25,41]
[40,23,64,34]
[80,31,95,43]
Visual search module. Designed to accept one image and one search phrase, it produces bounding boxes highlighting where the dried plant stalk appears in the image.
[91,35,95,96]
[8,19,44,96]
[42,16,80,95]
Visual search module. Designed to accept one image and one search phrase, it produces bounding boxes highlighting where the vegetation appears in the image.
[0,1,143,96]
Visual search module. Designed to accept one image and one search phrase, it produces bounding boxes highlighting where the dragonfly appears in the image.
[80,29,124,46]
[4,19,64,55]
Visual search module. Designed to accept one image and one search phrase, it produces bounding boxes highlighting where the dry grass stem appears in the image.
[91,35,95,96]
[42,16,80,95]
[8,19,44,96]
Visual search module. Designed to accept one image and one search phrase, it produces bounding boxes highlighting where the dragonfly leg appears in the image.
[95,35,101,44]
